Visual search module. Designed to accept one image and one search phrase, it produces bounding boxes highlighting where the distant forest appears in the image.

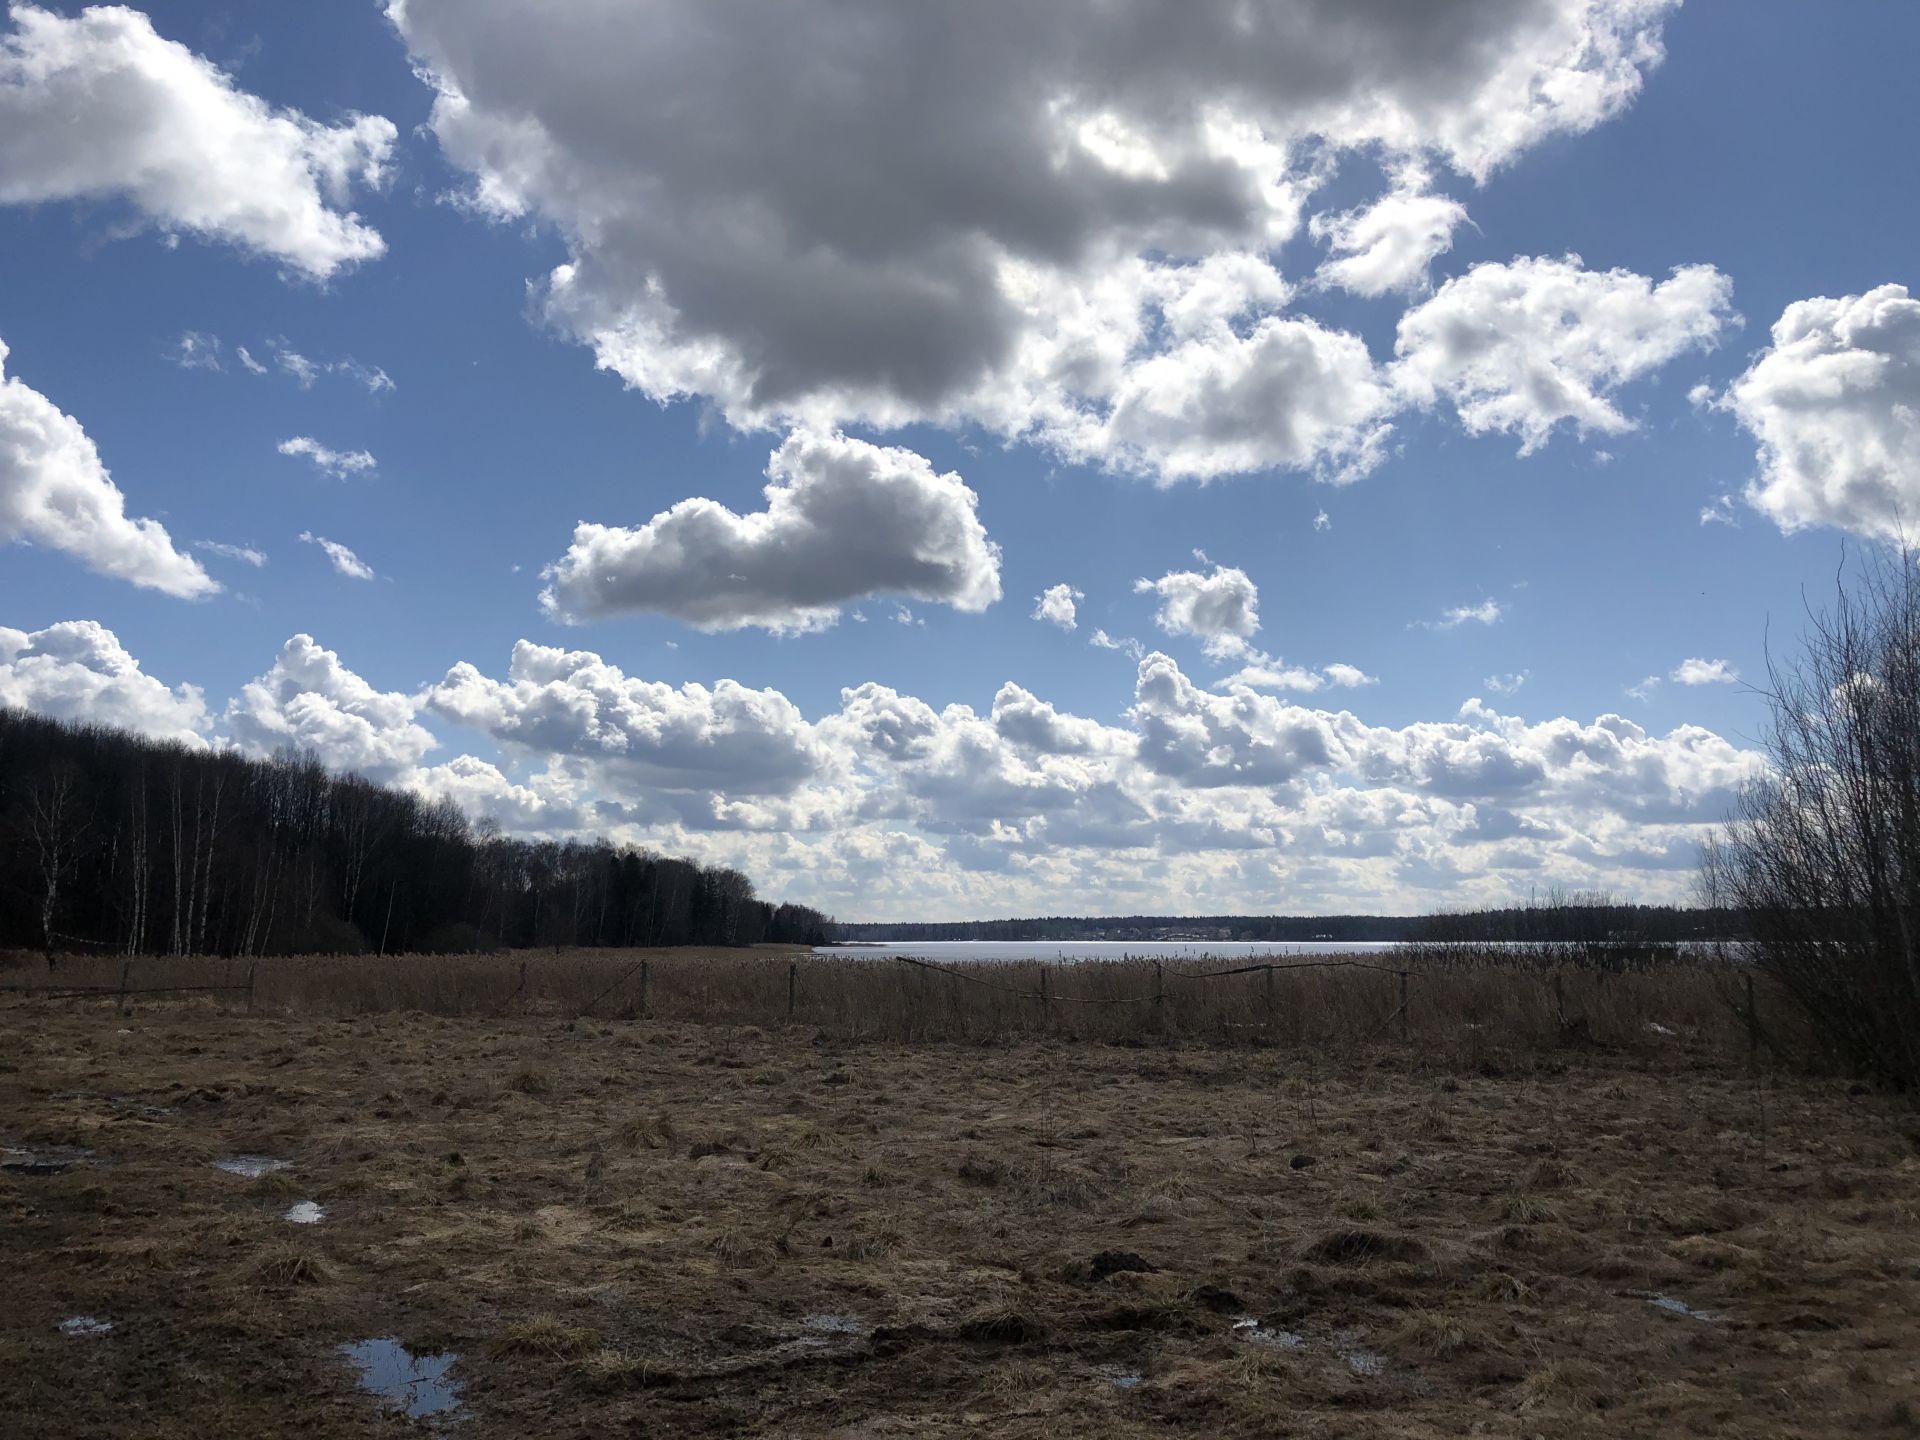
[833,900,1742,945]
[0,709,832,957]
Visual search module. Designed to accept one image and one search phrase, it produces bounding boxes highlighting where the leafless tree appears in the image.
[1702,546,1920,1089]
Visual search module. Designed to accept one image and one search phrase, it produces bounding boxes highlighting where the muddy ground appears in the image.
[3,1000,1917,1437]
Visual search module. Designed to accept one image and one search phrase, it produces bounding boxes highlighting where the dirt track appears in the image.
[3,1001,1917,1437]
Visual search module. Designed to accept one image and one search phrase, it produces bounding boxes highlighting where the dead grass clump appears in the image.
[1517,1357,1608,1412]
[1303,1228,1426,1265]
[618,1112,675,1150]
[708,1226,771,1268]
[570,1348,655,1391]
[1501,1191,1558,1225]
[506,1062,550,1096]
[491,1315,601,1358]
[251,1246,332,1286]
[957,1153,1006,1187]
[958,1306,1050,1344]
[1525,1156,1577,1190]
[1388,1308,1481,1360]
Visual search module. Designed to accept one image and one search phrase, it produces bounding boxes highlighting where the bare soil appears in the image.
[3,999,1918,1437]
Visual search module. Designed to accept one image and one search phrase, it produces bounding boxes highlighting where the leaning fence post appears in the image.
[1154,960,1165,1035]
[1263,963,1275,1034]
[638,958,650,1019]
[788,959,798,1020]
[246,961,258,1014]
[1399,970,1409,1043]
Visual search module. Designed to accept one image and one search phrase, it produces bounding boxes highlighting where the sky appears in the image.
[2,1,1917,921]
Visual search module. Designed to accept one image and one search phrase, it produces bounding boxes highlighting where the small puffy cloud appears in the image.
[299,531,374,580]
[1310,167,1470,297]
[0,336,217,597]
[195,540,267,568]
[1135,559,1260,658]
[1394,256,1736,453]
[1218,656,1377,693]
[1670,657,1737,686]
[1089,629,1144,660]
[1627,675,1661,702]
[227,634,435,780]
[235,346,268,375]
[0,4,394,278]
[1032,583,1082,631]
[541,430,1001,631]
[1723,284,1920,540]
[1484,671,1529,696]
[0,619,209,745]
[1313,510,1332,532]
[1322,664,1378,690]
[1420,599,1502,630]
[278,437,376,478]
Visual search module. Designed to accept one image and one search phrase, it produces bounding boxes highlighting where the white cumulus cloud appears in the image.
[226,634,435,780]
[1135,559,1261,658]
[541,430,1000,632]
[1723,284,1920,540]
[1670,657,1737,686]
[0,335,216,597]
[1311,166,1470,297]
[0,4,394,279]
[1395,255,1736,453]
[1032,583,1082,631]
[0,619,209,745]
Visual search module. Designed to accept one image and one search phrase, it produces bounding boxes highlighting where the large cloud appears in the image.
[1723,284,1920,540]
[0,4,394,278]
[0,336,216,597]
[1394,256,1735,452]
[0,619,209,745]
[424,640,829,799]
[226,635,437,781]
[541,430,1001,630]
[393,0,1679,479]
[0,623,1771,916]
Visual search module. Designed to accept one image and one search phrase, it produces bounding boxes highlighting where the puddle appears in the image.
[1644,1293,1723,1323]
[1232,1317,1305,1350]
[2,1143,96,1176]
[800,1313,870,1337]
[213,1156,291,1179]
[1645,1022,1677,1037]
[284,1201,326,1225]
[1338,1343,1386,1376]
[341,1338,463,1419]
[59,1316,112,1337]
[1094,1364,1142,1389]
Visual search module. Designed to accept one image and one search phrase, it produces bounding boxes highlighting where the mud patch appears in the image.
[213,1155,290,1179]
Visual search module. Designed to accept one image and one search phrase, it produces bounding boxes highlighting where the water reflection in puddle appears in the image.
[1232,1317,1304,1350]
[3,1143,96,1175]
[213,1156,290,1179]
[1646,1293,1723,1323]
[59,1316,112,1337]
[284,1201,325,1225]
[800,1313,869,1337]
[341,1338,463,1419]
[1095,1365,1143,1389]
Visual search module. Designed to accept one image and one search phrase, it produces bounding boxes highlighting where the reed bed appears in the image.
[1,944,1796,1063]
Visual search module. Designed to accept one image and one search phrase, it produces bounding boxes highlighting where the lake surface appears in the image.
[814,940,1407,963]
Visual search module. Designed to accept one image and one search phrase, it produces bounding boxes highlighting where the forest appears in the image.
[0,708,832,957]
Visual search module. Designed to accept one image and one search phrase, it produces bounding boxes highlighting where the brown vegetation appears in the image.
[3,967,1916,1437]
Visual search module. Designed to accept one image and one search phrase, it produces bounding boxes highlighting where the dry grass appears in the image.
[0,944,1804,1066]
[2,995,1917,1437]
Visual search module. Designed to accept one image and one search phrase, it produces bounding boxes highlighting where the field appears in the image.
[3,950,1918,1437]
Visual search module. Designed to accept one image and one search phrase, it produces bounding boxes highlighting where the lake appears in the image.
[813,940,1407,963]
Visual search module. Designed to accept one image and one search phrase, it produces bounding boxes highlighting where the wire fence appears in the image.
[0,945,1783,1061]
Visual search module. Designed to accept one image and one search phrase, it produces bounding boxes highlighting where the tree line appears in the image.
[0,709,832,957]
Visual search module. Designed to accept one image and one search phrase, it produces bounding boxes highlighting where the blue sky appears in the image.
[3,1,1917,919]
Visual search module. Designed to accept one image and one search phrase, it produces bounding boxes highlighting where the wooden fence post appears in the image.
[638,958,650,1019]
[1263,964,1275,1034]
[1399,971,1409,1043]
[788,960,798,1020]
[246,961,258,1014]
[1745,972,1758,1070]
[1039,963,1050,1031]
[1154,960,1165,1036]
